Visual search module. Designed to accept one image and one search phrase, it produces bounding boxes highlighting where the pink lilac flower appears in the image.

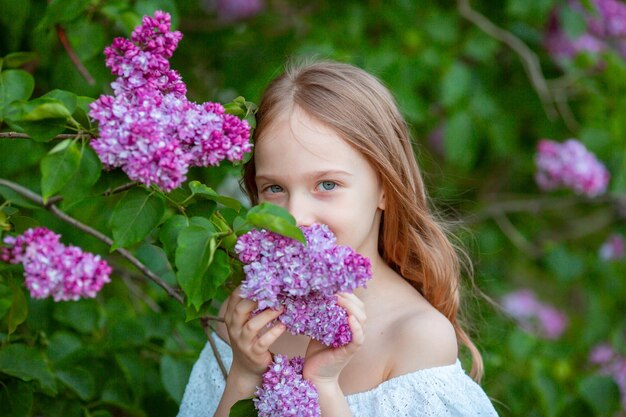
[501,288,568,340]
[535,139,610,197]
[214,0,264,22]
[589,343,626,410]
[254,355,320,417]
[235,224,371,348]
[89,11,252,191]
[544,0,626,62]
[599,233,626,261]
[1,228,111,301]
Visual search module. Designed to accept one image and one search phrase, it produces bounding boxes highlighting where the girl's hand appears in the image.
[224,287,287,379]
[302,292,366,386]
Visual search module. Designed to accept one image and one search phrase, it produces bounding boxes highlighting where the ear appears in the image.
[378,190,385,211]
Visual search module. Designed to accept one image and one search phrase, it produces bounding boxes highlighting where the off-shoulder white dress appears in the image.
[177,334,499,417]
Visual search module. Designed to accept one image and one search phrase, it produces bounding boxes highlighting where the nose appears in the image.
[287,193,315,227]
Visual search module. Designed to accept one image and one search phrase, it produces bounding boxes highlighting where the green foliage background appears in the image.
[0,0,625,416]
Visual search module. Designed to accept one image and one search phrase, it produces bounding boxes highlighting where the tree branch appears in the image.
[200,317,228,379]
[0,178,185,305]
[457,0,558,121]
[56,25,95,85]
[0,132,90,140]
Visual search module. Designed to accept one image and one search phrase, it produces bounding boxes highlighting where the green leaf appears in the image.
[0,282,11,320]
[2,52,37,69]
[175,219,217,309]
[7,118,68,143]
[40,0,91,27]
[135,243,176,286]
[20,97,72,121]
[159,215,189,258]
[110,189,165,250]
[57,367,96,401]
[6,280,28,335]
[59,144,102,209]
[441,62,472,108]
[578,375,620,416]
[0,0,30,51]
[65,21,106,61]
[40,139,82,202]
[188,181,242,211]
[0,344,56,395]
[0,378,33,417]
[52,299,99,334]
[246,203,305,243]
[47,332,83,364]
[41,90,77,115]
[160,355,192,404]
[443,112,477,171]
[0,70,34,121]
[229,398,257,417]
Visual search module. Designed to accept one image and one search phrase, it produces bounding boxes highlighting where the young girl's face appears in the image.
[254,107,385,260]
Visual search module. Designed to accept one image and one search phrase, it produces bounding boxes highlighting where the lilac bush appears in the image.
[501,288,569,340]
[599,233,626,261]
[1,228,112,301]
[589,343,626,409]
[544,0,626,61]
[235,223,371,347]
[535,139,610,197]
[89,11,252,191]
[254,355,320,417]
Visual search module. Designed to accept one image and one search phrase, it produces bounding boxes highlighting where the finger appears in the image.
[224,286,243,323]
[241,306,284,342]
[336,293,366,324]
[347,314,365,348]
[230,298,259,331]
[252,322,287,356]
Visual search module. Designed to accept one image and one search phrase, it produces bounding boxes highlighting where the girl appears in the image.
[178,60,499,416]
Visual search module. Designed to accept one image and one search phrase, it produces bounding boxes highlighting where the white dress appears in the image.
[177,333,499,417]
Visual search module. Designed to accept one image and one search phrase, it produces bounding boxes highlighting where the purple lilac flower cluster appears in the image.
[212,0,265,22]
[1,228,111,301]
[544,0,626,62]
[254,355,320,417]
[599,233,626,261]
[589,343,626,409]
[89,11,251,192]
[235,223,371,347]
[535,139,610,197]
[501,289,568,340]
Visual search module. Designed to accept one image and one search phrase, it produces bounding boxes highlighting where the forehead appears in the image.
[254,108,369,174]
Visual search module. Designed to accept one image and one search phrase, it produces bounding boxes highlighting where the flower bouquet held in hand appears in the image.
[233,223,372,417]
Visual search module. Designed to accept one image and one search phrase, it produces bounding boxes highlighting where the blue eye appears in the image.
[318,181,337,191]
[267,185,284,193]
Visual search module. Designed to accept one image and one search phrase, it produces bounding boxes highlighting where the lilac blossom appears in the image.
[213,0,265,22]
[1,228,111,301]
[589,343,626,410]
[254,355,320,417]
[599,233,626,261]
[235,224,371,348]
[544,0,626,62]
[501,289,568,340]
[535,139,610,197]
[89,11,252,192]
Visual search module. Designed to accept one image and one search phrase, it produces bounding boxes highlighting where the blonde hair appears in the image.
[242,60,484,380]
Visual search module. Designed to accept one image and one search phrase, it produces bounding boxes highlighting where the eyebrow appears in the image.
[256,170,353,182]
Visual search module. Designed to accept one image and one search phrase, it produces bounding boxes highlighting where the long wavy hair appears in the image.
[241,60,483,380]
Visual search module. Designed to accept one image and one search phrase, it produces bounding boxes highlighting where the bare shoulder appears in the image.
[386,304,458,378]
[214,295,231,345]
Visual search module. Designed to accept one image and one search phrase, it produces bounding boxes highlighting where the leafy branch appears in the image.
[0,178,185,304]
